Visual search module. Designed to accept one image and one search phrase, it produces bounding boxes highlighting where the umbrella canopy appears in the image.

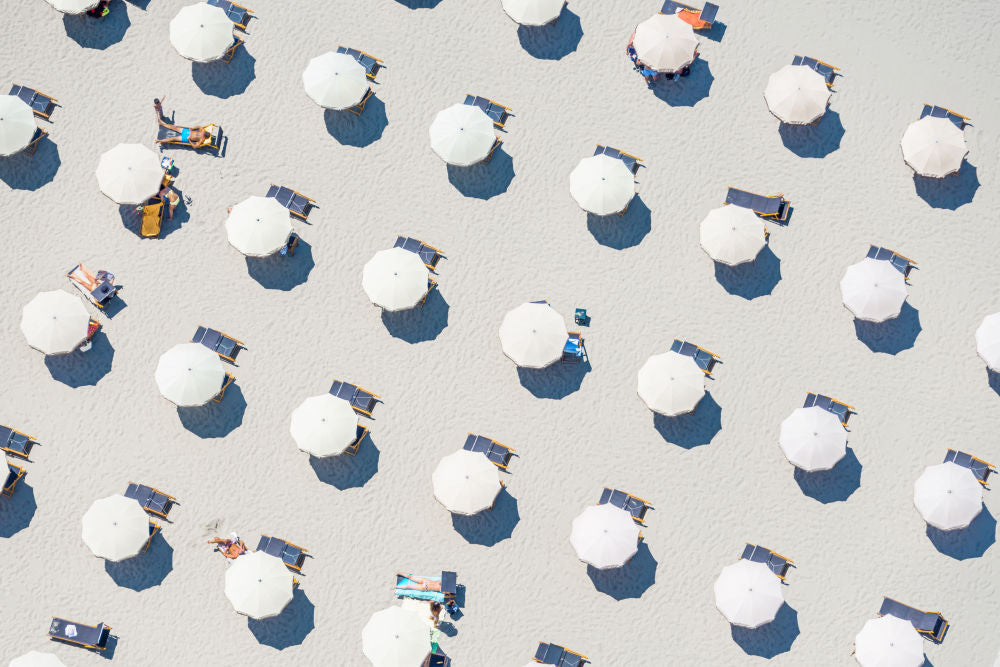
[900,116,967,178]
[764,65,831,125]
[82,495,150,561]
[779,406,847,471]
[225,551,294,619]
[45,0,99,13]
[637,351,706,416]
[9,651,67,667]
[225,196,292,257]
[569,154,635,216]
[699,206,767,266]
[913,462,983,530]
[0,95,37,156]
[501,0,564,25]
[169,3,234,62]
[432,450,502,515]
[20,290,90,355]
[714,560,784,628]
[155,343,226,407]
[362,606,430,667]
[290,394,359,457]
[498,302,569,369]
[854,615,925,667]
[302,52,370,110]
[975,312,1000,371]
[840,258,908,323]
[633,13,699,73]
[362,248,430,311]
[429,103,496,166]
[570,504,640,570]
[96,143,163,205]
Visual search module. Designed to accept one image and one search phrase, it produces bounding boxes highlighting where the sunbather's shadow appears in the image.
[653,392,722,449]
[926,505,995,560]
[192,51,256,99]
[713,246,781,300]
[245,239,314,291]
[516,9,583,61]
[103,532,173,591]
[176,384,246,439]
[323,99,389,147]
[652,58,713,107]
[730,602,799,658]
[380,290,449,343]
[308,436,380,490]
[451,488,519,547]
[516,358,590,399]
[0,139,60,191]
[63,0,130,50]
[793,446,861,503]
[248,588,315,650]
[853,302,921,355]
[778,110,845,158]
[586,542,657,600]
[0,480,35,538]
[586,196,651,250]
[913,162,979,210]
[44,332,114,388]
[446,148,515,200]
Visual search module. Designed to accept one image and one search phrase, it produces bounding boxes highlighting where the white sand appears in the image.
[1,0,998,664]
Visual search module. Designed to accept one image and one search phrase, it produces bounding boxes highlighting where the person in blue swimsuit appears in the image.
[153,97,207,147]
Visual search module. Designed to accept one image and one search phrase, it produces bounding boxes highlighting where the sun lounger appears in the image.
[534,642,589,666]
[598,487,653,524]
[594,144,642,175]
[791,55,839,87]
[0,425,37,459]
[67,263,117,309]
[9,84,58,119]
[670,339,720,374]
[256,535,308,570]
[394,236,446,271]
[144,521,161,551]
[344,86,375,116]
[3,461,25,497]
[423,652,451,667]
[803,393,855,426]
[48,618,111,651]
[418,277,437,308]
[726,187,790,221]
[482,137,503,164]
[157,123,221,151]
[335,45,385,80]
[562,332,584,363]
[139,196,164,238]
[866,245,916,279]
[463,433,517,469]
[206,0,252,31]
[944,449,996,486]
[920,104,969,130]
[222,36,244,64]
[213,373,235,403]
[192,326,244,364]
[463,94,512,129]
[124,482,176,518]
[740,543,794,580]
[395,571,458,603]
[23,127,46,156]
[329,380,380,417]
[660,1,718,29]
[265,184,315,221]
[878,598,948,642]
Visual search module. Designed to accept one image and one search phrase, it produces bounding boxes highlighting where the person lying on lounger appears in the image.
[153,98,209,148]
[396,573,442,591]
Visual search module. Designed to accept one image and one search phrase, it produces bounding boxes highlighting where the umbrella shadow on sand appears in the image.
[323,99,389,147]
[778,110,845,158]
[192,51,256,99]
[447,148,515,200]
[731,602,800,658]
[119,202,187,239]
[245,240,314,291]
[913,162,979,210]
[451,488,519,547]
[586,542,657,600]
[176,384,246,439]
[44,332,114,387]
[63,0,130,50]
[853,302,921,355]
[651,58,714,107]
[517,358,590,399]
[0,138,60,191]
[308,435,380,490]
[653,392,722,449]
[0,480,36,538]
[793,447,862,503]
[713,246,781,300]
[248,588,315,650]
[516,9,583,60]
[104,532,173,591]
[380,289,449,343]
[926,505,996,560]
[586,196,652,250]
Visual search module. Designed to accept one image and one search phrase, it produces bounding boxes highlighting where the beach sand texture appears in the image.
[1,0,999,664]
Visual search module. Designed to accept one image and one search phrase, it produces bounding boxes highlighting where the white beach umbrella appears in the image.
[224,551,294,619]
[569,154,635,216]
[155,343,226,407]
[699,206,767,266]
[854,615,924,667]
[975,312,1000,371]
[714,560,784,628]
[225,196,292,257]
[362,606,430,667]
[501,0,565,26]
[432,450,502,515]
[290,394,358,457]
[429,103,496,166]
[44,0,99,13]
[764,65,831,125]
[302,52,370,110]
[20,290,90,355]
[840,258,908,323]
[169,3,234,63]
[779,406,847,472]
[362,248,430,312]
[498,302,569,369]
[637,352,706,416]
[900,116,967,178]
[913,462,983,531]
[633,13,699,73]
[9,651,67,667]
[570,504,640,570]
[95,143,163,205]
[82,495,150,562]
[0,95,37,156]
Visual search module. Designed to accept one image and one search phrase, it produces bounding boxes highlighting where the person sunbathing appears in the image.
[153,98,208,147]
[396,573,442,591]
[159,185,180,220]
[208,536,247,559]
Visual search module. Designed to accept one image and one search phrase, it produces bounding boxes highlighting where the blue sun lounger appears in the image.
[124,482,176,519]
[10,84,58,119]
[257,535,308,570]
[266,184,315,221]
[879,597,948,643]
[330,380,380,417]
[670,339,720,374]
[944,449,996,486]
[741,543,794,580]
[791,55,839,87]
[0,425,37,459]
[463,433,517,469]
[533,642,589,666]
[920,104,970,130]
[3,461,26,497]
[463,95,512,129]
[192,326,244,364]
[335,45,384,80]
[562,333,584,363]
[598,488,653,524]
[803,393,855,426]
[866,245,916,279]
[395,571,457,603]
[206,0,252,31]
[394,235,446,270]
[48,618,111,652]
[726,187,790,221]
[594,145,642,175]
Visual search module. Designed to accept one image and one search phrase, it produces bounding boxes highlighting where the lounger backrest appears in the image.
[699,2,719,23]
[740,543,756,560]
[598,487,613,505]
[440,570,457,595]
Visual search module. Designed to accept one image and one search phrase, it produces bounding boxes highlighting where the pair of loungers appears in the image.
[8,83,54,156]
[670,339,720,375]
[920,104,970,130]
[594,144,642,176]
[878,597,948,643]
[257,535,308,570]
[0,425,37,459]
[394,571,458,604]
[207,0,252,31]
[740,543,794,580]
[336,45,384,80]
[48,618,111,652]
[944,449,996,486]
[394,236,445,271]
[330,380,380,417]
[464,95,512,129]
[598,488,653,525]
[726,187,791,221]
[266,183,315,221]
[463,433,517,469]
[191,326,244,364]
[803,393,855,426]
[660,1,719,29]
[792,55,840,87]
[866,245,916,279]
[534,642,589,666]
[124,482,176,519]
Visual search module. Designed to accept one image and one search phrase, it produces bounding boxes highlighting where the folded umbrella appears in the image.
[854,615,924,667]
[225,551,294,619]
[570,504,640,569]
[170,3,234,62]
[429,103,496,166]
[302,52,370,110]
[501,0,565,26]
[913,462,983,530]
[96,143,163,205]
[20,290,90,355]
[290,394,359,457]
[779,406,847,471]
[840,258,908,323]
[633,13,699,73]
[225,196,292,257]
[498,302,569,369]
[0,95,37,156]
[637,351,705,416]
[362,248,430,311]
[155,343,226,407]
[569,154,635,216]
[82,495,150,561]
[699,206,767,266]
[432,450,502,515]
[764,65,831,125]
[714,560,784,628]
